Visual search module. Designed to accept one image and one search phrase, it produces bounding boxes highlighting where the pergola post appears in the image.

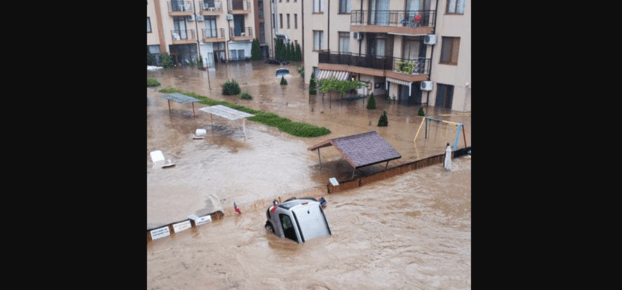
[317,148,322,167]
[243,118,247,141]
[192,102,196,119]
[168,100,171,114]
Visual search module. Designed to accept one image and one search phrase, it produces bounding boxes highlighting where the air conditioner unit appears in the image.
[424,34,436,45]
[188,14,195,21]
[353,32,364,40]
[196,15,204,21]
[420,81,433,91]
[226,14,233,20]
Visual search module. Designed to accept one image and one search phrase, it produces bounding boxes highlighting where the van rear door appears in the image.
[291,203,331,242]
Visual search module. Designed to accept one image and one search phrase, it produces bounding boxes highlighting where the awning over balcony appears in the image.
[386,77,413,95]
[316,69,351,81]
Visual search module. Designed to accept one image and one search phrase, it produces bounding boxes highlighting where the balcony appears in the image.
[202,28,226,42]
[199,1,223,15]
[168,1,194,16]
[350,10,436,35]
[318,51,430,82]
[230,27,253,41]
[228,0,251,14]
[171,29,196,44]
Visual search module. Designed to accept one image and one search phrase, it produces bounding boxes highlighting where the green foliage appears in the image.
[287,43,294,61]
[159,52,173,68]
[417,107,425,117]
[295,44,302,61]
[318,78,363,97]
[197,55,203,69]
[156,87,331,137]
[251,39,262,60]
[297,66,304,78]
[147,76,161,87]
[309,73,317,95]
[240,91,253,100]
[280,76,288,85]
[222,79,241,95]
[367,93,377,109]
[275,38,283,60]
[377,110,388,127]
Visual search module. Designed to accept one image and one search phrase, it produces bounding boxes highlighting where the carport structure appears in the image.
[307,131,402,179]
[158,93,200,118]
[198,105,255,141]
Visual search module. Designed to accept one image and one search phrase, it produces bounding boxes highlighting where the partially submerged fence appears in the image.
[327,147,470,194]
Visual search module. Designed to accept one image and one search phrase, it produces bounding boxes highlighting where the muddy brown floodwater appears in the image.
[147,61,471,288]
[147,62,470,230]
[147,156,471,289]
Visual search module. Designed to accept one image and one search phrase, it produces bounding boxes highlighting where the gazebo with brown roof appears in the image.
[307,131,402,179]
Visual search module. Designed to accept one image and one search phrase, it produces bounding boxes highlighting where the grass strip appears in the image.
[158,87,331,138]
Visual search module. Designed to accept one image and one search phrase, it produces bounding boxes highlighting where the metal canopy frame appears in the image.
[158,93,200,118]
[198,105,255,141]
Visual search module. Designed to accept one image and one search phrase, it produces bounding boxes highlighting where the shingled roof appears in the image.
[307,131,401,168]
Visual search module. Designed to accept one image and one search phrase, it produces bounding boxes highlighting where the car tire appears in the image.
[265,221,274,233]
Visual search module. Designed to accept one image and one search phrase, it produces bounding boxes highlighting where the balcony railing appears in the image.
[168,1,194,12]
[171,29,195,41]
[230,27,253,38]
[351,10,436,28]
[318,51,430,75]
[200,1,223,12]
[229,0,251,12]
[202,28,225,39]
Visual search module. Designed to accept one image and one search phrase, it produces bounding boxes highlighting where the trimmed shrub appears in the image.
[251,39,261,60]
[222,79,241,95]
[280,76,288,85]
[377,111,388,127]
[159,52,173,68]
[366,93,377,110]
[418,107,425,117]
[309,73,317,95]
[147,76,161,87]
[295,43,302,61]
[240,91,253,100]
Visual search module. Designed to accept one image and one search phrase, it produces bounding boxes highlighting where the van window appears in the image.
[279,214,298,242]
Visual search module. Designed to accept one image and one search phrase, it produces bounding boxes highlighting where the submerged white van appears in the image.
[264,198,331,243]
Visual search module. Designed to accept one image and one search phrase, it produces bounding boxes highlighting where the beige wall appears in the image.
[147,0,161,47]
[264,0,303,59]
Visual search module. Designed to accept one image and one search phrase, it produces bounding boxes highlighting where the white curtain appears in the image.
[375,39,385,57]
[406,0,422,19]
[376,0,389,25]
[205,17,216,37]
[447,0,457,13]
[457,0,465,14]
[403,39,420,59]
[339,33,350,53]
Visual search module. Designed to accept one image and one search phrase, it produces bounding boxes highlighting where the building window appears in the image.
[287,14,290,29]
[272,13,275,28]
[440,37,460,65]
[338,32,350,53]
[313,0,324,13]
[147,17,152,33]
[280,14,283,28]
[294,14,298,29]
[314,30,324,51]
[446,0,465,15]
[339,0,351,14]
[435,84,454,109]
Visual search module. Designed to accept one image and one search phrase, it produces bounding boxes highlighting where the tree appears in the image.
[377,111,388,127]
[417,107,425,117]
[295,43,302,61]
[251,39,261,60]
[367,93,377,110]
[309,73,317,95]
[280,76,288,85]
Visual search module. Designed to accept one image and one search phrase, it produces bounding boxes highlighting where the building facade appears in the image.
[302,0,470,112]
[148,0,257,67]
[262,0,304,60]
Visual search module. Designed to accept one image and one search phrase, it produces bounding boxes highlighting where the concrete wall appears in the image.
[148,0,162,47]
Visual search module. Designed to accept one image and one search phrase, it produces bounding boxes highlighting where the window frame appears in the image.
[294,14,298,29]
[287,14,290,29]
[446,0,465,15]
[280,13,283,29]
[313,30,324,51]
[147,17,152,33]
[339,0,351,14]
[439,36,460,65]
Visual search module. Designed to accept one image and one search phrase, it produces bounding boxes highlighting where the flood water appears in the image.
[146,156,471,289]
[147,61,471,288]
[147,61,470,230]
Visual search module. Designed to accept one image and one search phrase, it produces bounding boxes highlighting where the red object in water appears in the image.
[414,14,421,22]
[235,206,241,214]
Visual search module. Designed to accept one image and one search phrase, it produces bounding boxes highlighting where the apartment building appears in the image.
[252,0,270,58]
[147,0,256,67]
[303,0,470,112]
[261,0,304,59]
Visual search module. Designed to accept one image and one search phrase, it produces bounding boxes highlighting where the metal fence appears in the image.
[351,10,436,28]
[168,1,194,12]
[202,28,225,39]
[171,29,195,41]
[319,51,430,75]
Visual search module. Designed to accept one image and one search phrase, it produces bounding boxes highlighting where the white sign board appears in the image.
[329,177,339,186]
[150,226,170,240]
[189,214,212,226]
[172,220,191,233]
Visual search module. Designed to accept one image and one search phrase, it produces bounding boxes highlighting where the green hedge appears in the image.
[158,88,331,137]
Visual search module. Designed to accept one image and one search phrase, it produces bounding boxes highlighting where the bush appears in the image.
[197,55,204,69]
[147,52,155,65]
[309,73,317,95]
[240,91,253,100]
[280,76,288,85]
[366,93,377,110]
[147,77,161,87]
[251,39,261,60]
[418,107,425,117]
[222,79,241,95]
[377,111,388,127]
[159,52,173,68]
[295,44,302,61]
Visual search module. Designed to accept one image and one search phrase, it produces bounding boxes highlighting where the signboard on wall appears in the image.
[172,220,191,233]
[188,214,212,226]
[150,226,171,240]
